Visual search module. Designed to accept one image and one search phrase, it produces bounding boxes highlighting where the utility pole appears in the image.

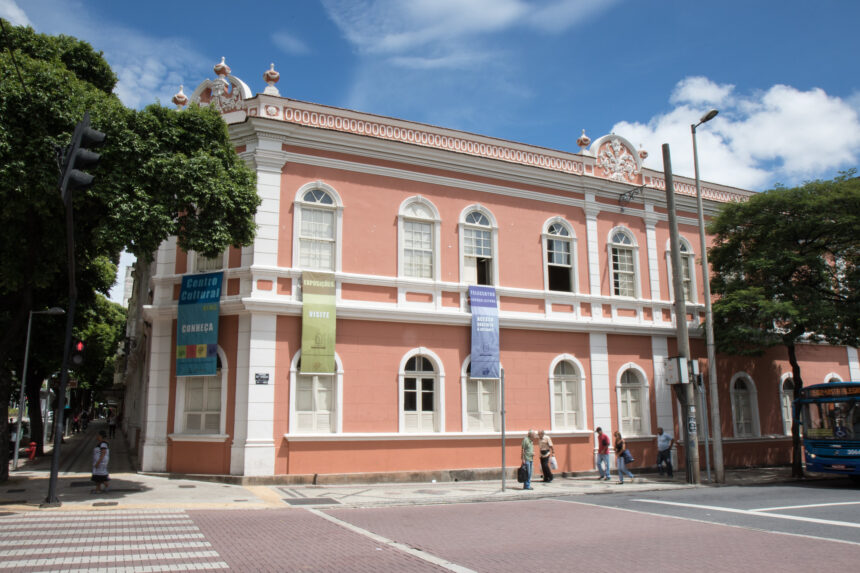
[663,143,701,484]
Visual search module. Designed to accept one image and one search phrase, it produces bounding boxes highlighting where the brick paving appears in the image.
[189,508,447,572]
[325,499,860,572]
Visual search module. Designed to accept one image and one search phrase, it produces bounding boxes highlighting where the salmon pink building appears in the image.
[135,61,860,480]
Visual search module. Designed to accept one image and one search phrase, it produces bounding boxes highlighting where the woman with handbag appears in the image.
[538,429,555,483]
[613,430,635,484]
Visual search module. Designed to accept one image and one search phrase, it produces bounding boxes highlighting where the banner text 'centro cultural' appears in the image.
[176,271,223,376]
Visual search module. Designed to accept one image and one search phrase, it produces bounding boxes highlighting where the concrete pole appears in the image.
[691,120,725,483]
[663,143,701,484]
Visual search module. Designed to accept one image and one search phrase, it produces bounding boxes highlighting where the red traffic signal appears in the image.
[70,338,85,367]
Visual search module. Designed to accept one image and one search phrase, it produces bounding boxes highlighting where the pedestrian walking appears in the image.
[595,427,611,481]
[91,430,111,494]
[613,430,635,484]
[521,429,537,490]
[656,426,675,478]
[538,429,555,483]
[108,412,117,438]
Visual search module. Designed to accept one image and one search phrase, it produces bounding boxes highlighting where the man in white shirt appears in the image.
[656,427,674,478]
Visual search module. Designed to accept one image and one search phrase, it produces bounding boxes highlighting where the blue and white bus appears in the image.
[795,382,860,481]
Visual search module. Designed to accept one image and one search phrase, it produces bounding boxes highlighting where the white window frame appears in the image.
[549,354,587,431]
[824,372,843,383]
[398,347,445,433]
[730,372,761,437]
[397,197,441,281]
[190,249,227,273]
[292,181,344,272]
[780,373,795,435]
[288,350,344,434]
[461,356,502,432]
[458,205,499,286]
[542,218,578,293]
[665,238,697,304]
[608,227,640,298]
[172,346,228,439]
[615,363,651,436]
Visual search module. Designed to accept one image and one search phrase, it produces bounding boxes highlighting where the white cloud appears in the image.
[671,76,735,106]
[322,0,616,66]
[272,31,310,55]
[0,0,30,26]
[612,78,860,190]
[9,0,210,109]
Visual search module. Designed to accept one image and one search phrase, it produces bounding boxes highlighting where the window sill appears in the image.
[168,433,230,443]
[284,430,593,442]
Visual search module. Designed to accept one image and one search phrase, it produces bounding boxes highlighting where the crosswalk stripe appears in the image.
[0,525,199,537]
[0,534,205,547]
[0,550,222,569]
[0,541,213,557]
[33,563,230,572]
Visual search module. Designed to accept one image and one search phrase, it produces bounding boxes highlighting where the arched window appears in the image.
[617,365,650,435]
[825,373,843,384]
[293,183,343,272]
[666,238,696,303]
[289,351,343,434]
[399,350,443,432]
[174,352,227,437]
[398,198,440,280]
[543,219,577,292]
[551,357,585,430]
[463,359,500,432]
[609,228,638,297]
[780,376,795,435]
[460,207,497,286]
[730,373,760,437]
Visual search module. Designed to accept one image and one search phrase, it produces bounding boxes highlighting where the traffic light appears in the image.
[59,111,106,203]
[70,338,85,367]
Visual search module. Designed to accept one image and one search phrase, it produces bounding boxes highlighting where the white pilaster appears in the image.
[652,335,673,431]
[590,333,611,431]
[230,314,252,474]
[848,347,860,381]
[140,317,172,472]
[584,194,602,317]
[243,313,277,476]
[644,206,661,301]
[242,140,288,269]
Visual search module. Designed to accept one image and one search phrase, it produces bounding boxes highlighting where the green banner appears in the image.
[301,271,336,373]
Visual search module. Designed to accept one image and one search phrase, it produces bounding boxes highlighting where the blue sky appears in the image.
[3,0,860,302]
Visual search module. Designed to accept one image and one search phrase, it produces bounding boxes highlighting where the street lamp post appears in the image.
[692,109,725,483]
[13,307,65,470]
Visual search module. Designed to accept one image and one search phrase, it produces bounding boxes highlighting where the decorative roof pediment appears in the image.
[589,134,642,185]
[190,58,252,116]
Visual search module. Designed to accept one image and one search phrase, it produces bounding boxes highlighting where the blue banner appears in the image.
[176,271,223,377]
[469,285,499,378]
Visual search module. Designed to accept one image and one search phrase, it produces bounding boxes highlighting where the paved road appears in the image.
[3,482,859,572]
[566,478,860,544]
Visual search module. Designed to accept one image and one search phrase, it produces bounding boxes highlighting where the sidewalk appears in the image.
[3,425,812,513]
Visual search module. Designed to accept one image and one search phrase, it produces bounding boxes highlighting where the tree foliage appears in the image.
[0,21,259,480]
[708,171,860,476]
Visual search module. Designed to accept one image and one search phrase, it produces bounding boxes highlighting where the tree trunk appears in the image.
[787,342,805,478]
[25,373,44,455]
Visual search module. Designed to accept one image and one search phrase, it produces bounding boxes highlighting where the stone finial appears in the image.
[638,145,648,160]
[263,63,280,96]
[576,129,591,149]
[172,85,188,109]
[214,56,231,77]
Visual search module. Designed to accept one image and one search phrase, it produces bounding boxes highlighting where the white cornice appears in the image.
[232,96,753,207]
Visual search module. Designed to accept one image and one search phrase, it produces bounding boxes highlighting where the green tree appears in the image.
[0,21,259,481]
[708,172,860,477]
